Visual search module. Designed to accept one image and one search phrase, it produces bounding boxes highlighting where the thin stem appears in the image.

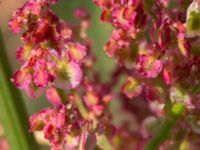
[58,90,114,150]
[56,88,68,104]
[0,31,39,150]
[72,93,89,119]
[143,103,186,150]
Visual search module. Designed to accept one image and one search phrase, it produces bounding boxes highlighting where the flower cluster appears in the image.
[30,103,96,150]
[10,0,86,99]
[9,0,200,149]
[94,0,200,149]
[8,0,99,149]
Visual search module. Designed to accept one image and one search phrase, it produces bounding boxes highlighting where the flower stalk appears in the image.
[144,103,186,150]
[64,92,114,150]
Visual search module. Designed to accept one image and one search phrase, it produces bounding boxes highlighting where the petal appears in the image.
[163,68,172,85]
[43,123,63,150]
[52,106,66,129]
[54,62,82,89]
[16,46,32,63]
[46,88,62,106]
[74,8,90,20]
[93,0,111,8]
[100,9,112,22]
[9,18,21,33]
[148,59,163,78]
[136,54,163,78]
[92,105,104,116]
[25,83,45,99]
[144,86,164,102]
[104,40,118,57]
[11,69,32,90]
[83,91,99,107]
[27,2,42,16]
[67,43,87,64]
[112,5,135,30]
[66,62,82,88]
[33,70,49,88]
[29,108,53,131]
[122,77,143,99]
[177,33,191,57]
[170,86,192,106]
[56,21,72,40]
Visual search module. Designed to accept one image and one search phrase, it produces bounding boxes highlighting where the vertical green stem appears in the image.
[57,91,113,150]
[0,31,39,150]
[143,103,186,150]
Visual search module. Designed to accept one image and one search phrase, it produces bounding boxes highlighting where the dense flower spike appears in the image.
[9,1,96,149]
[9,0,200,149]
[94,0,200,149]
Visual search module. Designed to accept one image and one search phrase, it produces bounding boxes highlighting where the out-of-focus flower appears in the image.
[136,54,163,78]
[0,138,10,150]
[170,86,193,108]
[121,77,143,99]
[46,88,63,105]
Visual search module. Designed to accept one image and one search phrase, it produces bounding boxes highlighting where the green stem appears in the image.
[58,91,113,150]
[143,103,186,150]
[72,93,89,119]
[56,88,68,104]
[0,31,39,150]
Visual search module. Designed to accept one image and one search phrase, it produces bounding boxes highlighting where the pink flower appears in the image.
[11,69,32,90]
[136,54,163,78]
[163,68,172,85]
[122,77,143,99]
[11,47,56,98]
[93,0,112,8]
[8,0,49,33]
[177,32,191,57]
[112,5,137,30]
[67,42,87,64]
[100,9,112,22]
[30,104,95,150]
[30,106,66,149]
[74,8,90,20]
[46,88,63,106]
[54,61,82,89]
[0,138,10,150]
[104,29,129,57]
[16,46,32,63]
[33,59,49,88]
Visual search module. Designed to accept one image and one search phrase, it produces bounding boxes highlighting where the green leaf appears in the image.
[0,30,39,150]
[187,11,200,32]
[144,103,185,150]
